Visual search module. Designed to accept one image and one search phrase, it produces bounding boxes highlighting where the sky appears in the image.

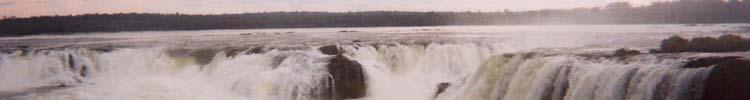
[0,0,662,17]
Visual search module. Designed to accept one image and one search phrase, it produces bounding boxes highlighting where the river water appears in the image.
[0,24,749,100]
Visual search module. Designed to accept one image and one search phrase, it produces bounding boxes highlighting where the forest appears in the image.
[1,0,749,36]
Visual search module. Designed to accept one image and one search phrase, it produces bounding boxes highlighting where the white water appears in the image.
[0,43,719,100]
[0,24,747,100]
[0,48,334,100]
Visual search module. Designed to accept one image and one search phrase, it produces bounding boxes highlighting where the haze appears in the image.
[0,0,660,17]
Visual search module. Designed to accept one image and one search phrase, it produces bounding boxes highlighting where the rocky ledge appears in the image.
[319,45,368,100]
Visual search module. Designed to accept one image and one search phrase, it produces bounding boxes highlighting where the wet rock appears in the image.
[702,59,750,100]
[270,55,289,69]
[248,46,266,54]
[270,46,309,51]
[614,48,640,57]
[520,52,540,59]
[89,47,116,53]
[18,46,33,56]
[326,55,367,99]
[190,49,218,66]
[648,49,661,53]
[502,53,515,58]
[223,47,247,57]
[67,54,76,70]
[682,56,742,68]
[434,83,451,97]
[319,45,340,55]
[80,65,88,77]
[65,54,88,78]
[167,49,219,66]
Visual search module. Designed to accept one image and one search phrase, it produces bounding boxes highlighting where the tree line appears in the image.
[1,0,749,36]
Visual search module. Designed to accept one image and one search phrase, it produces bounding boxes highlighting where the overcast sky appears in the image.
[0,0,661,17]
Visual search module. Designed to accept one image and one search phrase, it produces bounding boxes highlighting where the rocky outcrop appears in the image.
[319,45,341,55]
[682,56,742,68]
[167,49,219,66]
[319,45,368,99]
[434,83,451,98]
[614,48,641,57]
[327,55,367,99]
[658,34,750,53]
[223,47,247,57]
[701,58,750,100]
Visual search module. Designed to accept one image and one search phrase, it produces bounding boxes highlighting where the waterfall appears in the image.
[0,43,721,100]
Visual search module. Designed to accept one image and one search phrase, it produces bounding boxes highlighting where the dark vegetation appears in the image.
[2,0,750,36]
[657,34,750,53]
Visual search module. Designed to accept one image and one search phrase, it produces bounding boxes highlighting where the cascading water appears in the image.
[0,42,724,100]
[0,47,336,100]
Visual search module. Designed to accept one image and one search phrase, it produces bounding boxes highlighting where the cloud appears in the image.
[0,1,14,7]
[0,0,662,17]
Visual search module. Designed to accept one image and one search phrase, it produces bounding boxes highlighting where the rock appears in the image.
[701,58,750,100]
[434,83,451,97]
[18,46,32,56]
[190,49,218,66]
[682,56,742,68]
[270,55,288,69]
[660,35,690,53]
[167,49,219,66]
[339,30,357,33]
[614,48,640,57]
[648,49,661,53]
[248,46,266,54]
[89,47,116,53]
[56,84,69,88]
[326,55,367,99]
[319,45,341,55]
[223,47,246,57]
[352,40,363,43]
